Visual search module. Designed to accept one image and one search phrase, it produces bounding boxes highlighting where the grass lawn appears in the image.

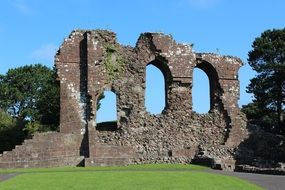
[0,164,264,190]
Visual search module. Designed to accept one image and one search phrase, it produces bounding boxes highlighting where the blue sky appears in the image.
[0,0,284,122]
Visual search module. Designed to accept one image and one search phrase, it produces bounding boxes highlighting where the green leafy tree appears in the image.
[0,64,60,132]
[0,109,26,153]
[0,109,14,130]
[246,28,285,132]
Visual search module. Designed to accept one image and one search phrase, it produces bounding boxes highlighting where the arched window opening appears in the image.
[96,91,117,131]
[145,64,166,114]
[192,67,210,113]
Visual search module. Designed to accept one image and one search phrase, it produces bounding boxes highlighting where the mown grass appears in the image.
[0,164,264,190]
[0,164,206,174]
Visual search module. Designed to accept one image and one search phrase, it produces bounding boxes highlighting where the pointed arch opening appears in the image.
[145,60,170,114]
[96,90,118,131]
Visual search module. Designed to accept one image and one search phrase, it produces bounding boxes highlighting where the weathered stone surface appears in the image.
[0,132,84,168]
[0,30,249,169]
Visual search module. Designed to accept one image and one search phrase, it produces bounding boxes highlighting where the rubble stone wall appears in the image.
[0,30,247,169]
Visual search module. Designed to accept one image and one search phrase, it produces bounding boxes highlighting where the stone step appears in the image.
[0,132,83,168]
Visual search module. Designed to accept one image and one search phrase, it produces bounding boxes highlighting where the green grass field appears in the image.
[0,164,264,190]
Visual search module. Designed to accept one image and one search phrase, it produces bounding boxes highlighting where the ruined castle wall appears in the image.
[0,30,247,169]
[57,30,246,167]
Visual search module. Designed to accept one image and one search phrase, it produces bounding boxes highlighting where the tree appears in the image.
[97,93,105,111]
[246,28,285,133]
[0,64,60,131]
[0,109,26,153]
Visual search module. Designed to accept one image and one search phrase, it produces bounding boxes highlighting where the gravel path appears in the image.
[0,174,18,182]
[208,170,285,190]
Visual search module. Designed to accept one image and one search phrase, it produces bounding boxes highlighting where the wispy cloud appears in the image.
[186,0,222,9]
[14,0,31,14]
[31,43,58,62]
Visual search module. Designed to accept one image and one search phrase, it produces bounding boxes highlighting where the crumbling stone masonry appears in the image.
[0,30,248,170]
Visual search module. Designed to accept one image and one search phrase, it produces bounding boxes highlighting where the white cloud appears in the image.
[14,0,31,14]
[187,0,222,9]
[31,43,58,62]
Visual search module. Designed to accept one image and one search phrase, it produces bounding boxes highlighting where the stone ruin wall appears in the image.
[0,30,248,170]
